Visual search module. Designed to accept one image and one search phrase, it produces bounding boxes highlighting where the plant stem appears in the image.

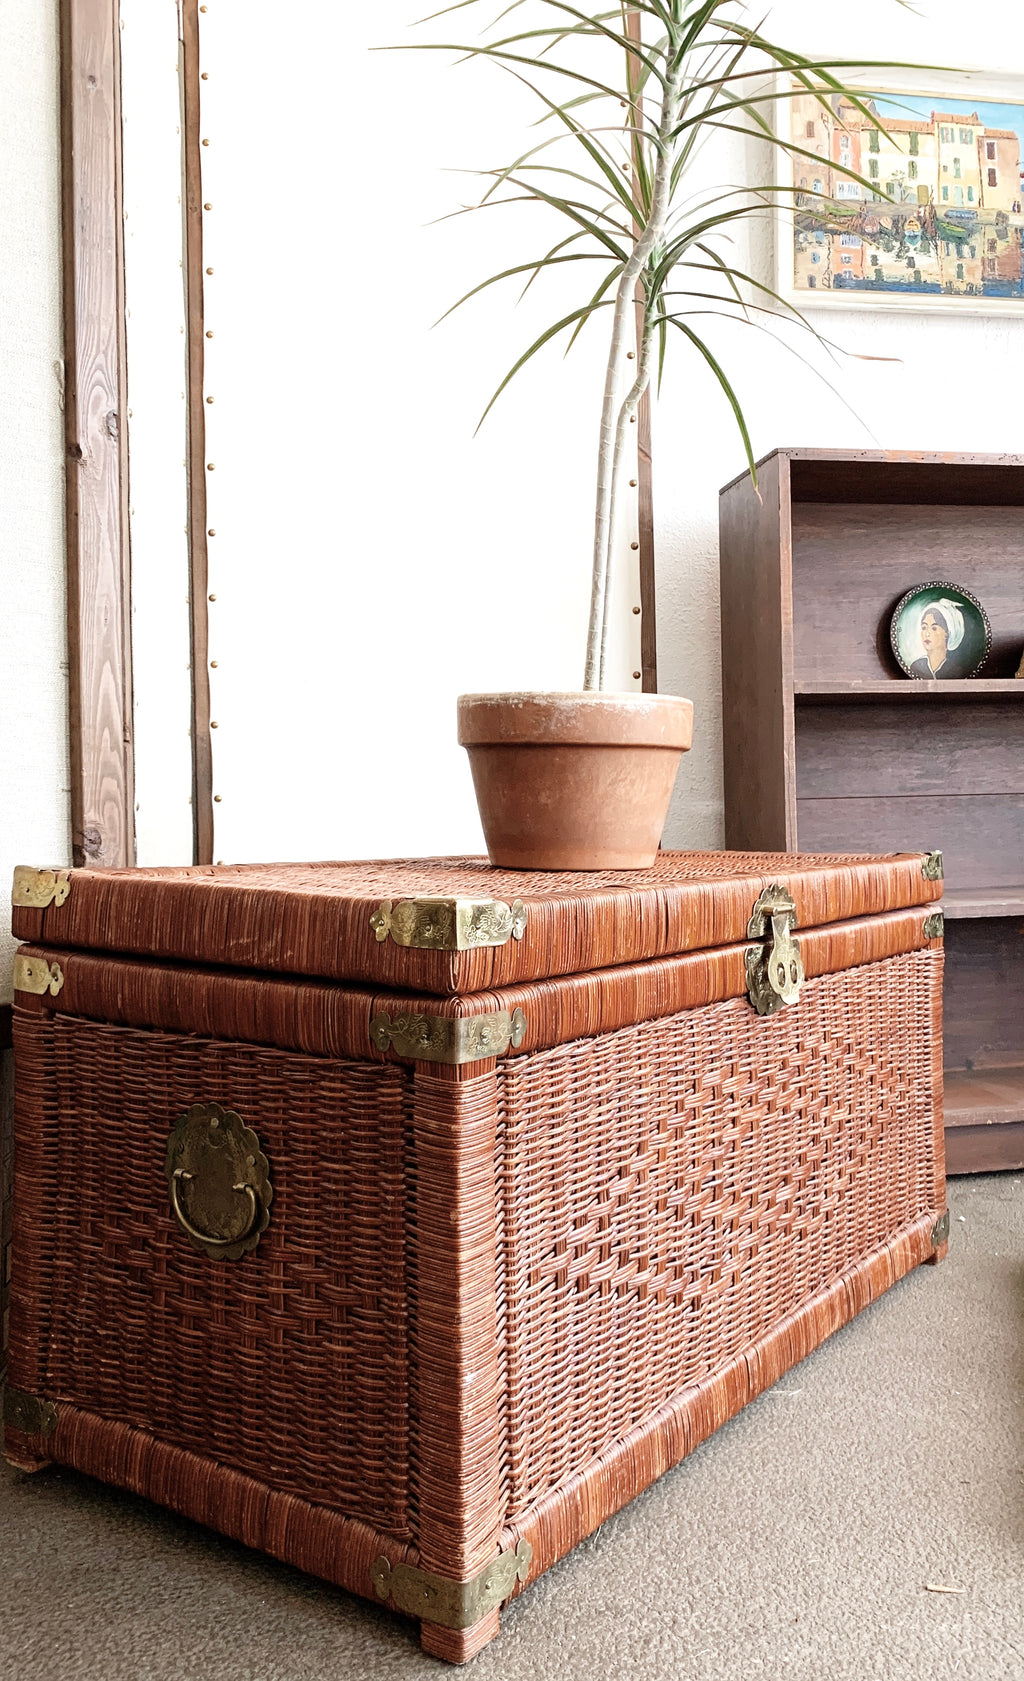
[584,54,682,689]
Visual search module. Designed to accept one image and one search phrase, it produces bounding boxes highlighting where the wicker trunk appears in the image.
[5,852,946,1662]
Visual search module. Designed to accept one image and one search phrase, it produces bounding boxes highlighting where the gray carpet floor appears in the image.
[1,1174,1021,1681]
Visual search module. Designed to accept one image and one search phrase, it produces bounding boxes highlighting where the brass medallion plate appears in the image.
[370,897,527,951]
[164,1104,272,1261]
[370,1540,532,1631]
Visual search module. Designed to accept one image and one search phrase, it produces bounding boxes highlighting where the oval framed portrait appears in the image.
[890,581,991,681]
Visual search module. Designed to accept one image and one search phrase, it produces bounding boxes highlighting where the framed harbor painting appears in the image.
[775,69,1024,313]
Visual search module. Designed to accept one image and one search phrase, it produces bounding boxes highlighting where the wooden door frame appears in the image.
[60,0,214,868]
[60,0,135,868]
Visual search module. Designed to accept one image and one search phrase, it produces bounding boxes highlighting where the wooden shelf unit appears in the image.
[719,448,1024,1176]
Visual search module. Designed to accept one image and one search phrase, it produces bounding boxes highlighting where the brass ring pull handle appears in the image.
[170,1169,260,1250]
[164,1104,272,1260]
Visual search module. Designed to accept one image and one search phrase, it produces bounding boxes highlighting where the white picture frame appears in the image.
[773,65,1024,315]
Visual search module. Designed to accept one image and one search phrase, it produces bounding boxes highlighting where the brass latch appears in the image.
[12,866,71,910]
[3,1388,58,1438]
[745,884,804,1016]
[370,1007,527,1065]
[12,953,64,997]
[371,1540,532,1630]
[370,897,527,951]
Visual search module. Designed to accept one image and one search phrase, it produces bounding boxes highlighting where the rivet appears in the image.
[208,593,216,601]
[630,541,639,550]
[630,414,636,422]
[206,329,213,337]
[206,266,213,274]
[214,795,223,802]
[206,395,214,403]
[199,5,207,11]
[204,202,212,210]
[201,71,208,80]
[621,163,629,172]
[202,138,210,146]
[207,462,215,470]
[210,720,219,728]
[207,529,216,536]
[626,351,635,358]
[633,671,641,680]
[632,606,641,614]
[210,660,218,667]
[629,478,638,487]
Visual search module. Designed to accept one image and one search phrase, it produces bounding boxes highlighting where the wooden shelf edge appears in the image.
[795,679,1024,701]
[941,888,1024,920]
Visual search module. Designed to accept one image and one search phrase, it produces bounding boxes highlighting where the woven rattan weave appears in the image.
[5,852,946,1662]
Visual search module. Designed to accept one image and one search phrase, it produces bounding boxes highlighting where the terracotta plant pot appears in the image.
[457,691,694,870]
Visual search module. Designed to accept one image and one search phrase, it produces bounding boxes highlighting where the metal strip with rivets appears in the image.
[370,1007,527,1065]
[12,953,65,997]
[369,897,527,951]
[11,866,71,910]
[370,1540,532,1630]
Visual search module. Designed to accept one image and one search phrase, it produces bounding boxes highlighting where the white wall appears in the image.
[0,0,69,1002]
[193,0,642,864]
[656,0,1024,848]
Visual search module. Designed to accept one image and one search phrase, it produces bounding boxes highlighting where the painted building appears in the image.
[789,90,1024,296]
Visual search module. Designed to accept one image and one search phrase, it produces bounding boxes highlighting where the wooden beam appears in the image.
[625,6,657,692]
[181,0,213,864]
[60,0,135,867]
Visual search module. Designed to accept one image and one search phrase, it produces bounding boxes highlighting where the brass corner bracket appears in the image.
[12,866,71,911]
[3,1388,58,1438]
[371,1540,533,1631]
[369,897,527,952]
[923,912,944,940]
[921,851,944,882]
[931,1211,950,1248]
[745,883,804,1016]
[12,953,64,997]
[370,1007,527,1065]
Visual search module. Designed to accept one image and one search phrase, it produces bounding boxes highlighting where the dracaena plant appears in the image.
[406,0,916,688]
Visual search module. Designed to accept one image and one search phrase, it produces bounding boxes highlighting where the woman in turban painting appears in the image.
[910,599,971,679]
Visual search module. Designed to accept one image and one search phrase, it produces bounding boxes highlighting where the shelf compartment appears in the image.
[944,1068,1024,1175]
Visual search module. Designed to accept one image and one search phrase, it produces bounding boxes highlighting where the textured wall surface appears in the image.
[656,0,1024,847]
[0,0,69,1002]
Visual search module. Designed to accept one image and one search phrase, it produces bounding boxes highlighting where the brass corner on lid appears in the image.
[369,897,527,951]
[921,851,944,882]
[12,953,64,997]
[923,912,944,940]
[931,1210,950,1249]
[12,866,71,911]
[370,1540,532,1631]
[3,1388,58,1438]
